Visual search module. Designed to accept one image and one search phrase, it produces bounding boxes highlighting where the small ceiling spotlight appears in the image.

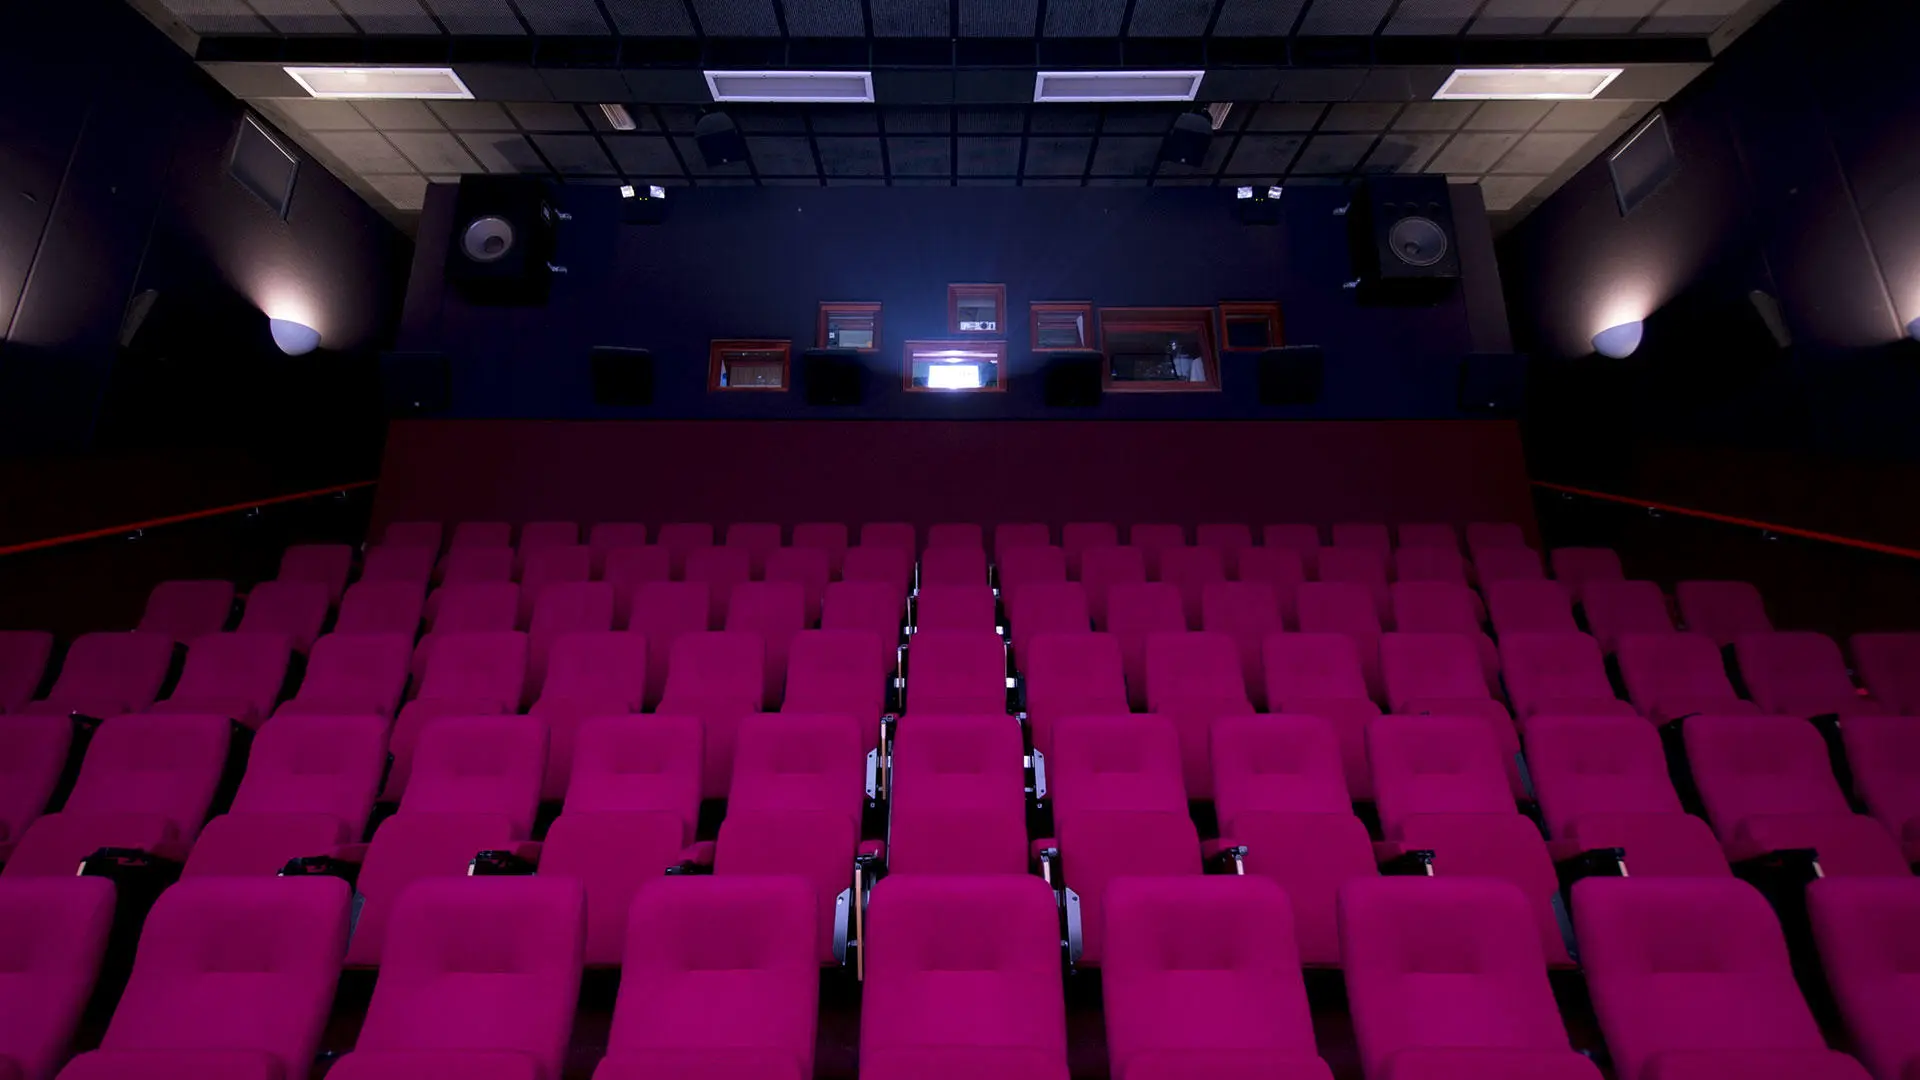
[270,318,321,356]
[1592,320,1645,359]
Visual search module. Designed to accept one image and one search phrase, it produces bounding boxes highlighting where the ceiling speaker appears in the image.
[695,112,747,167]
[445,176,557,306]
[1347,175,1461,292]
[1158,111,1212,166]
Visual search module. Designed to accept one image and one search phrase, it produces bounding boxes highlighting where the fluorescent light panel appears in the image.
[1034,71,1205,103]
[1434,68,1623,101]
[705,71,874,103]
[285,66,472,99]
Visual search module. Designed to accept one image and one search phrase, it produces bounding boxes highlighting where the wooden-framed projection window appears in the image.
[818,302,882,352]
[1099,307,1219,391]
[1219,301,1283,351]
[1031,301,1094,351]
[708,339,790,390]
[903,339,1007,392]
[948,284,1006,334]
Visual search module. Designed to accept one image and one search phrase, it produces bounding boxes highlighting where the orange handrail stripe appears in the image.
[0,480,377,559]
[1532,480,1920,562]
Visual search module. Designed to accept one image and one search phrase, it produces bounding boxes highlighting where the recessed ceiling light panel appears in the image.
[704,71,875,103]
[1433,68,1624,101]
[1034,71,1206,103]
[284,66,473,99]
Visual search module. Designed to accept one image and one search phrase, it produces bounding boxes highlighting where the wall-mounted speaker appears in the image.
[695,112,747,167]
[1458,353,1528,415]
[1347,175,1461,296]
[591,347,654,406]
[445,176,559,306]
[1042,351,1105,407]
[1257,346,1325,406]
[803,348,865,406]
[381,351,452,415]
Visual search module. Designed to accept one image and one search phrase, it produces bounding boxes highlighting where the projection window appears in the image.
[818,302,882,352]
[948,284,1007,334]
[1100,308,1220,391]
[904,340,1006,392]
[1031,302,1094,351]
[708,339,791,390]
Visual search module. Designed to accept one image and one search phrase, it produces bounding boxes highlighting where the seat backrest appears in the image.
[1734,631,1859,715]
[1022,633,1130,756]
[1499,632,1617,714]
[166,632,293,717]
[1485,580,1578,635]
[1108,583,1187,640]
[1332,523,1390,551]
[783,629,886,722]
[604,546,672,624]
[1474,545,1546,584]
[402,715,547,836]
[1676,580,1772,647]
[0,875,113,1074]
[1234,547,1306,624]
[437,546,514,585]
[360,544,437,584]
[1062,522,1120,578]
[993,522,1052,560]
[1080,546,1149,629]
[1128,524,1187,577]
[905,630,1005,715]
[729,712,865,821]
[927,522,983,549]
[1157,547,1225,627]
[138,579,234,643]
[1465,522,1527,551]
[564,714,702,832]
[1684,714,1852,837]
[661,632,764,703]
[1263,524,1322,554]
[886,713,1028,875]
[518,521,578,554]
[1295,582,1382,638]
[765,546,831,623]
[1523,714,1681,836]
[380,521,443,549]
[655,523,714,579]
[685,547,752,626]
[725,581,808,708]
[1145,631,1247,708]
[1397,523,1458,550]
[528,582,615,691]
[426,581,519,633]
[1393,546,1468,586]
[416,631,528,711]
[1202,582,1282,640]
[842,545,914,598]
[1550,546,1624,588]
[43,631,176,714]
[335,581,425,636]
[1264,633,1370,703]
[0,629,54,714]
[725,522,784,577]
[1390,582,1481,634]
[1196,523,1254,554]
[1380,632,1489,706]
[630,582,712,708]
[232,713,388,835]
[67,714,230,841]
[1582,580,1674,651]
[451,521,512,549]
[914,585,998,632]
[237,580,330,651]
[820,580,904,673]
[792,522,850,576]
[521,545,593,602]
[1367,715,1513,834]
[539,631,648,710]
[1806,877,1920,1080]
[1212,713,1351,822]
[1009,581,1090,662]
[997,545,1067,614]
[587,522,648,553]
[1052,713,1188,813]
[1852,632,1920,715]
[276,544,353,604]
[1616,631,1739,715]
[920,546,988,588]
[1319,547,1388,590]
[292,632,410,718]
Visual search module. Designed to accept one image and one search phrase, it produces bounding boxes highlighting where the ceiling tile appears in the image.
[872,0,947,34]
[698,178,759,186]
[1086,177,1144,187]
[1245,103,1325,131]
[1213,0,1309,34]
[1027,179,1086,186]
[825,178,887,186]
[508,102,588,132]
[1468,0,1572,34]
[1153,177,1218,186]
[673,137,752,175]
[817,137,885,176]
[1291,133,1377,174]
[958,109,1025,133]
[763,178,825,186]
[1554,0,1659,33]
[1535,100,1632,132]
[333,0,441,31]
[1030,109,1099,134]
[1363,132,1450,173]
[959,178,1017,186]
[457,132,547,173]
[602,0,697,33]
[656,106,705,131]
[785,0,867,34]
[1492,131,1594,173]
[367,174,431,211]
[1466,101,1554,131]
[1641,0,1744,33]
[746,136,817,174]
[1429,132,1524,173]
[959,0,1038,35]
[811,109,881,134]
[511,0,611,33]
[388,131,482,173]
[1478,175,1545,211]
[1127,0,1213,35]
[430,101,518,132]
[892,178,954,187]
[530,133,616,174]
[1023,136,1093,176]
[887,137,952,176]
[957,136,1022,175]
[154,0,270,33]
[1322,103,1403,131]
[353,100,443,131]
[1225,134,1306,174]
[313,132,413,174]
[418,0,527,33]
[1392,101,1477,131]
[1101,106,1178,134]
[273,99,372,132]
[1090,136,1162,177]
[1298,0,1395,34]
[1383,0,1480,33]
[688,0,781,34]
[1045,0,1127,36]
[607,135,686,175]
[883,109,953,133]
[245,0,356,33]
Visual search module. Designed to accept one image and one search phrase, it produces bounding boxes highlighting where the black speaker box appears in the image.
[1347,175,1462,289]
[445,176,558,306]
[1458,353,1528,415]
[695,112,748,167]
[1042,351,1105,407]
[1159,112,1212,166]
[591,347,655,406]
[803,348,865,406]
[1257,346,1325,406]
[381,351,453,415]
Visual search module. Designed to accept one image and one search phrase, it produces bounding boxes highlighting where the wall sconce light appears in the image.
[1907,316,1920,342]
[270,318,321,356]
[1592,320,1644,358]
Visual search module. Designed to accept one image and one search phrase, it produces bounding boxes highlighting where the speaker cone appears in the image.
[1386,215,1449,268]
[461,216,518,264]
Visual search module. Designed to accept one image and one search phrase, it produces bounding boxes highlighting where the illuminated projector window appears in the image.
[904,340,1007,393]
[708,339,790,390]
[1100,307,1220,391]
[819,302,881,352]
[1031,301,1094,351]
[948,283,1006,334]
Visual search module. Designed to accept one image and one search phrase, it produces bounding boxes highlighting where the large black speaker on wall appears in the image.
[381,352,452,415]
[1347,175,1461,296]
[1043,351,1105,407]
[695,112,748,167]
[803,348,865,406]
[1458,353,1529,415]
[591,347,655,406]
[445,176,559,306]
[1257,346,1325,406]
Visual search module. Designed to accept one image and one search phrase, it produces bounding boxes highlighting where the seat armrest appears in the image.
[668,840,717,875]
[1201,838,1248,874]
[1374,842,1436,876]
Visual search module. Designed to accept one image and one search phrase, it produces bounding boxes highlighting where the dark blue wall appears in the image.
[400,183,1510,420]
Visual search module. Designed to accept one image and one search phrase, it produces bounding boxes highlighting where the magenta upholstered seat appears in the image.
[1685,714,1906,874]
[764,546,830,625]
[137,580,234,644]
[1318,548,1392,625]
[1213,714,1351,825]
[0,714,69,844]
[275,633,409,720]
[603,546,671,627]
[783,630,887,729]
[333,581,424,637]
[1474,545,1547,586]
[1157,546,1225,629]
[0,877,115,1080]
[1009,581,1090,672]
[1297,583,1384,698]
[1379,633,1520,789]
[862,522,917,553]
[927,522,983,550]
[843,545,915,600]
[1579,583,1672,655]
[905,630,1005,716]
[1522,714,1727,877]
[381,520,443,550]
[1466,522,1528,552]
[1549,548,1623,604]
[792,522,850,577]
[563,715,702,831]
[1264,633,1382,800]
[1063,522,1120,580]
[451,521,512,549]
[1368,715,1514,834]
[1399,812,1572,966]
[1022,632,1128,759]
[236,581,328,653]
[862,875,1066,1066]
[588,522,649,562]
[0,810,178,880]
[724,522,782,578]
[1236,548,1307,628]
[994,523,1052,560]
[997,546,1067,616]
[1197,523,1254,576]
[1675,580,1771,648]
[529,631,647,799]
[725,582,806,709]
[0,631,54,714]
[595,877,816,1077]
[712,807,858,965]
[1234,812,1378,970]
[69,713,229,844]
[1851,633,1920,715]
[1202,583,1283,710]
[420,581,518,646]
[1333,523,1390,551]
[1104,877,1326,1080]
[1145,631,1253,798]
[1575,877,1864,1080]
[539,810,685,967]
[1109,584,1186,711]
[821,580,905,674]
[360,544,437,585]
[1616,632,1750,724]
[386,631,528,800]
[1841,717,1920,849]
[915,585,998,632]
[518,546,593,624]
[1486,580,1578,636]
[1500,632,1633,722]
[1809,877,1920,1080]
[1263,525,1322,577]
[341,877,583,1080]
[1129,524,1187,578]
[657,632,763,799]
[887,713,1028,875]
[1391,583,1497,688]
[1398,523,1459,551]
[72,877,349,1079]
[1395,548,1470,591]
[1341,877,1581,1079]
[185,813,350,879]
[629,582,711,710]
[25,632,174,718]
[344,812,517,966]
[686,547,751,629]
[728,712,865,823]
[401,715,545,838]
[435,546,513,588]
[655,523,715,578]
[226,713,386,838]
[1082,547,1149,630]
[1735,632,1880,719]
[151,633,292,727]
[516,520,577,552]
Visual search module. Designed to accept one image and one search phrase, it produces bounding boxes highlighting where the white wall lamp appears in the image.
[1592,320,1645,358]
[270,318,322,356]
[1907,316,1920,342]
